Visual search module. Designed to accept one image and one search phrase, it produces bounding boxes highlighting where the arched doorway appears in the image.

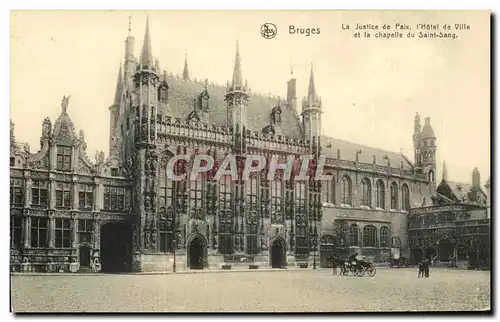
[438,238,454,261]
[270,238,285,268]
[188,236,206,270]
[424,247,437,261]
[79,245,91,268]
[100,222,133,273]
[319,235,335,268]
[410,248,424,264]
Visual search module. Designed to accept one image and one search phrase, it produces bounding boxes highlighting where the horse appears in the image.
[329,256,347,275]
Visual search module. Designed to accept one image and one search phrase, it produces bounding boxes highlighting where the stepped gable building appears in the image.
[407,162,490,269]
[11,18,437,273]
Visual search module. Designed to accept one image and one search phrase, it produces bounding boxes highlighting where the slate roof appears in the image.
[163,75,303,140]
[440,180,486,203]
[321,135,414,170]
[161,75,418,170]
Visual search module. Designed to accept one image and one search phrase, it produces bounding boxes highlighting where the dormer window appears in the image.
[10,157,14,167]
[56,145,72,171]
[201,95,209,111]
[158,83,169,102]
[271,105,282,125]
[111,168,118,177]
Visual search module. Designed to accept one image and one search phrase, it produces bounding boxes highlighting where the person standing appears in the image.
[424,258,430,278]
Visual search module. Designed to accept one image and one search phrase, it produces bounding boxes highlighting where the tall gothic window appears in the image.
[31,217,48,248]
[31,180,48,208]
[340,175,352,206]
[271,181,282,223]
[77,219,93,244]
[361,177,372,207]
[218,176,233,254]
[246,175,258,254]
[401,184,411,211]
[190,175,203,210]
[10,178,23,206]
[55,182,72,208]
[321,174,336,204]
[55,218,71,248]
[159,207,174,253]
[103,186,126,211]
[375,179,385,209]
[10,216,22,248]
[363,225,377,247]
[295,182,308,258]
[380,226,390,247]
[78,184,94,210]
[159,161,174,208]
[349,224,358,246]
[56,145,72,171]
[390,182,398,210]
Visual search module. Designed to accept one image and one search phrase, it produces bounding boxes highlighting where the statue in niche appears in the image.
[260,237,268,251]
[61,95,70,113]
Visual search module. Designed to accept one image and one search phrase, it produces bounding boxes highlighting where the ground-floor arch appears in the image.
[100,222,133,273]
[79,245,92,269]
[270,237,286,268]
[438,238,455,261]
[188,234,207,270]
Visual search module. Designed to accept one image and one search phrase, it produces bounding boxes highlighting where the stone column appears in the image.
[72,177,79,210]
[48,210,55,248]
[93,213,101,250]
[24,175,32,208]
[49,173,56,209]
[371,176,377,209]
[71,212,78,249]
[386,179,392,210]
[23,210,31,248]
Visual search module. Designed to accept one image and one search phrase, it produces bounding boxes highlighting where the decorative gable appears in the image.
[52,96,77,147]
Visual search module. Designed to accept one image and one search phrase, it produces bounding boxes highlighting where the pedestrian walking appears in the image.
[417,260,424,278]
[425,258,430,278]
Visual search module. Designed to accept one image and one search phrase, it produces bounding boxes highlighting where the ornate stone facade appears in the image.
[11,18,439,272]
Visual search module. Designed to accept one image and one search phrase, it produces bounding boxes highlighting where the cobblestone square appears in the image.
[11,268,490,313]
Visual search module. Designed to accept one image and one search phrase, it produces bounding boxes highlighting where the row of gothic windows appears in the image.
[9,180,128,211]
[348,224,391,248]
[322,175,412,211]
[10,216,87,249]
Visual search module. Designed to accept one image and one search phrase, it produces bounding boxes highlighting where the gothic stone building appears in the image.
[407,166,491,268]
[10,19,437,273]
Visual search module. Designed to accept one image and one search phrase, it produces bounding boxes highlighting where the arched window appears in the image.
[363,225,377,247]
[321,174,336,204]
[375,179,385,209]
[402,184,410,211]
[380,226,390,247]
[218,176,233,254]
[428,170,435,182]
[349,224,358,246]
[158,84,168,102]
[390,182,398,210]
[341,175,352,206]
[361,177,371,207]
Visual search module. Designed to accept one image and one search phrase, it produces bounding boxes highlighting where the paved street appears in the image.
[11,268,490,312]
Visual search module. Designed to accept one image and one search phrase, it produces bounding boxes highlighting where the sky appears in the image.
[10,10,490,186]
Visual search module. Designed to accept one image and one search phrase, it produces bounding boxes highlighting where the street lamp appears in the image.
[313,214,317,270]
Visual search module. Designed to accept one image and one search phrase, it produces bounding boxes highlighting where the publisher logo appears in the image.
[261,23,277,39]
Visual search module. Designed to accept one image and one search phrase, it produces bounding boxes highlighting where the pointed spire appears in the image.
[183,50,190,81]
[290,63,294,78]
[442,160,448,181]
[140,15,153,68]
[231,41,243,90]
[305,63,319,106]
[114,64,123,106]
[128,15,132,36]
[163,69,167,82]
[308,63,316,98]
